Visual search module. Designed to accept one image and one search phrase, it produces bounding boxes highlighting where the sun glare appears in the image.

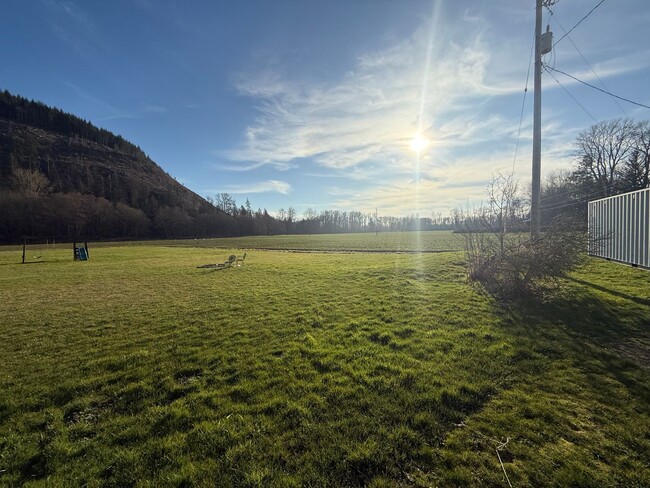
[410,135,429,153]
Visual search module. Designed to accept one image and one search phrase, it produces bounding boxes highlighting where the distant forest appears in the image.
[1,90,647,243]
[0,90,450,243]
[0,90,148,160]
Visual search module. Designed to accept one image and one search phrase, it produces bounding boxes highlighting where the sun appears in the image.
[410,135,429,153]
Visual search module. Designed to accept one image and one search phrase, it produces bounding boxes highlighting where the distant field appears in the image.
[1,239,649,486]
[97,230,461,252]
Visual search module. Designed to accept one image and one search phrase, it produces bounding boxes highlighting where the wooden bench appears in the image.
[197,254,237,269]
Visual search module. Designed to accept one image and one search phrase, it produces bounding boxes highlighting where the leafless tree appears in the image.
[574,119,638,197]
[215,192,237,215]
[12,167,50,194]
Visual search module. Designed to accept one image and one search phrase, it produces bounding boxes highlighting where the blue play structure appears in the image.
[73,242,89,261]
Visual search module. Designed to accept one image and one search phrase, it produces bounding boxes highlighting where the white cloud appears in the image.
[225,7,511,174]
[221,1,648,214]
[143,105,168,114]
[214,180,292,195]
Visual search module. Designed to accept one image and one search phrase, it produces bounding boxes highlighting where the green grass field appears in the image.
[93,230,461,253]
[1,232,649,487]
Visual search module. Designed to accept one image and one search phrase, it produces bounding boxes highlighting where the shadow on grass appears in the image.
[499,282,650,398]
[566,276,650,307]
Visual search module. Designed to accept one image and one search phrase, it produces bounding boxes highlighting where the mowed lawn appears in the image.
[94,230,461,253]
[0,235,649,486]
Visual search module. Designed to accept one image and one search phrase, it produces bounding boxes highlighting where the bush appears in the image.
[459,173,586,298]
[464,225,585,297]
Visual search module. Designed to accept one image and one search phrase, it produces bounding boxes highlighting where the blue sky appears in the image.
[2,0,649,217]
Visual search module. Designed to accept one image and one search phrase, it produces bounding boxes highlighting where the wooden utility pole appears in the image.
[531,0,556,237]
[531,0,543,237]
[375,208,378,236]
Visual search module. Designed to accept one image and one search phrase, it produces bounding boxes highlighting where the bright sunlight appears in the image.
[410,134,429,153]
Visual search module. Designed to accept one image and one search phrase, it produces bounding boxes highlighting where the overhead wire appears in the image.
[529,0,637,215]
[540,194,601,212]
[545,66,650,110]
[546,6,628,116]
[511,32,536,175]
[541,182,606,202]
[553,0,607,48]
[544,64,598,122]
[539,181,601,201]
[539,187,609,212]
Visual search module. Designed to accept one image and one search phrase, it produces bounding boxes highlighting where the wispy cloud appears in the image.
[223,4,534,179]
[211,159,296,172]
[44,0,106,61]
[222,1,646,214]
[143,105,168,114]
[63,82,168,121]
[58,1,96,35]
[63,81,117,113]
[211,180,292,195]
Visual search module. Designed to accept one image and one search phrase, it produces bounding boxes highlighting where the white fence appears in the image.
[588,188,650,269]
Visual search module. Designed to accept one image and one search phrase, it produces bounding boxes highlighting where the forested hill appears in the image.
[0,90,459,244]
[0,90,239,242]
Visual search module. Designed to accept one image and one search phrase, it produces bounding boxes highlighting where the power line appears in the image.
[540,183,602,202]
[542,184,605,202]
[545,65,650,110]
[540,187,609,212]
[547,8,628,116]
[512,32,536,174]
[544,65,598,122]
[540,195,598,212]
[553,0,607,48]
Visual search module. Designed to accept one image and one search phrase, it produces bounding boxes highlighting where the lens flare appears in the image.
[410,135,429,153]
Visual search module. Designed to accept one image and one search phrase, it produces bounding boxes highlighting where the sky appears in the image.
[1,0,649,218]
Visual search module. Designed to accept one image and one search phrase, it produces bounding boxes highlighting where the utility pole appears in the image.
[531,0,555,238]
[375,208,378,236]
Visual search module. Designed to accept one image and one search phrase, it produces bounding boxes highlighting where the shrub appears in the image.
[460,174,586,298]
[464,225,585,297]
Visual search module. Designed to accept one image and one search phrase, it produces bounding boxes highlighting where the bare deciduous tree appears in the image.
[574,119,638,197]
[215,192,237,215]
[12,167,50,194]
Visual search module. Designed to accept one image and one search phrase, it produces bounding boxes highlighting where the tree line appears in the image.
[455,118,650,234]
[0,178,454,243]
[207,192,455,237]
[0,90,149,160]
[1,85,647,243]
[2,117,647,243]
[540,118,649,227]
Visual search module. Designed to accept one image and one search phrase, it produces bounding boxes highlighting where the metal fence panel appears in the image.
[588,188,650,269]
